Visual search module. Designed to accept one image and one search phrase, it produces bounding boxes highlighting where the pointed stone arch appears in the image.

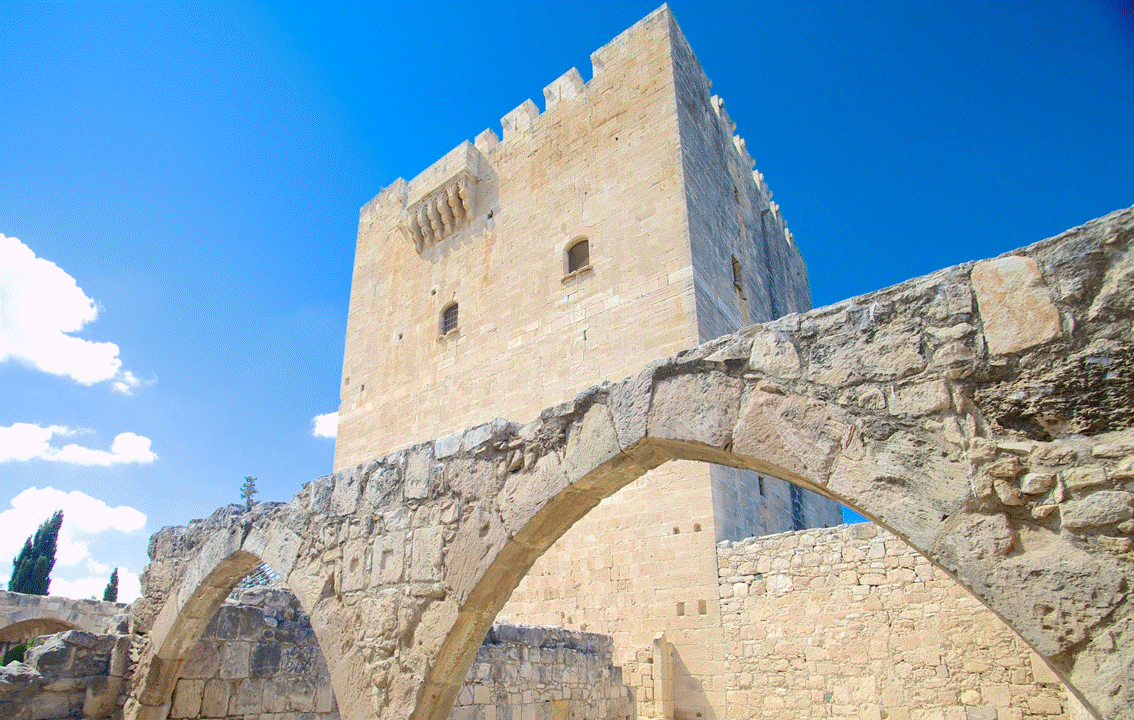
[125,507,373,720]
[129,207,1134,720]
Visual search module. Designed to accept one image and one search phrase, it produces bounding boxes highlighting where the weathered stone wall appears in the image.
[717,524,1085,720]
[0,629,133,720]
[332,9,840,720]
[167,585,631,720]
[3,586,632,720]
[168,587,336,719]
[128,206,1134,720]
[451,624,633,720]
[0,590,130,647]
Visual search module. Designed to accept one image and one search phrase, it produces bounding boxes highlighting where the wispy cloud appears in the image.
[312,411,337,439]
[0,487,147,600]
[1,234,147,390]
[50,567,141,603]
[0,423,157,465]
[111,369,152,396]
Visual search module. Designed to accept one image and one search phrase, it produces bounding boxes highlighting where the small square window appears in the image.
[567,238,589,273]
[441,303,458,335]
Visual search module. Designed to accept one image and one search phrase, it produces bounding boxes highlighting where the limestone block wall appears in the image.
[0,629,133,720]
[335,6,699,465]
[2,585,633,720]
[335,7,840,720]
[450,624,633,720]
[168,587,337,719]
[716,524,1085,720]
[165,586,632,720]
[501,461,723,720]
[0,590,130,651]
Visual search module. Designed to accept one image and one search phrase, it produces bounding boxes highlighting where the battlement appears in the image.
[338,10,837,720]
[341,3,813,464]
[363,4,792,248]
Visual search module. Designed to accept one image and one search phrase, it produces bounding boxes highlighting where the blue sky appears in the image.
[1,1,1131,601]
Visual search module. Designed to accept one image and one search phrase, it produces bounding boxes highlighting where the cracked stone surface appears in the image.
[127,206,1134,720]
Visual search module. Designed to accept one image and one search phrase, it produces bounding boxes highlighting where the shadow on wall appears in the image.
[669,648,716,720]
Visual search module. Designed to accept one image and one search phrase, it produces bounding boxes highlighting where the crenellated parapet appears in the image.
[365,4,788,257]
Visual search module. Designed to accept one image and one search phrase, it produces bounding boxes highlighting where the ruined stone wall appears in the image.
[168,587,336,719]
[2,586,632,720]
[169,586,631,720]
[716,524,1086,720]
[500,460,721,720]
[450,624,633,720]
[0,630,132,720]
[0,590,130,648]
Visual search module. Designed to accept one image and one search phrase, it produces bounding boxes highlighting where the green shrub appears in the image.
[2,642,28,665]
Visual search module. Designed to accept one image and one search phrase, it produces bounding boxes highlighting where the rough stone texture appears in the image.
[167,587,335,719]
[126,203,1134,720]
[4,588,631,720]
[0,630,132,720]
[0,591,129,647]
[451,624,632,720]
[717,524,1087,720]
[334,9,841,720]
[971,256,1063,356]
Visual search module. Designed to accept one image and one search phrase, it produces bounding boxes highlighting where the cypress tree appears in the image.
[103,568,119,602]
[241,476,258,509]
[8,511,63,595]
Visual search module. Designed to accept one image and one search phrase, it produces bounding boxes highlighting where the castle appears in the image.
[4,8,1128,720]
[334,7,841,720]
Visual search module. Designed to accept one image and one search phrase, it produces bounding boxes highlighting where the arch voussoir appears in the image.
[130,209,1133,720]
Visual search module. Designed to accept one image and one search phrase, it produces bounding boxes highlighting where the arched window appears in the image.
[567,237,590,274]
[441,303,458,335]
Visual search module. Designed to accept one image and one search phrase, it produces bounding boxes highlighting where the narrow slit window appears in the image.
[567,238,590,273]
[441,303,458,335]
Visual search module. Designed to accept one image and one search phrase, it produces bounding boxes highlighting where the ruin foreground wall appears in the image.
[2,523,1091,720]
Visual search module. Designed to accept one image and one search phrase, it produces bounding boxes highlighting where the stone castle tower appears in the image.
[336,6,841,720]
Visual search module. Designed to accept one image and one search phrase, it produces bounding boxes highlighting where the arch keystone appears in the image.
[647,370,743,463]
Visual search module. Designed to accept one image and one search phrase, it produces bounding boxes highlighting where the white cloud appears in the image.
[0,487,146,600]
[312,412,337,439]
[0,423,157,465]
[111,370,150,395]
[1,234,144,389]
[50,567,141,603]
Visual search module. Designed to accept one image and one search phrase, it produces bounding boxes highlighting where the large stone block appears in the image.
[218,641,250,679]
[250,640,282,677]
[287,677,316,712]
[410,525,445,582]
[731,388,844,483]
[1061,491,1134,529]
[169,679,204,718]
[83,675,123,718]
[971,255,1062,356]
[405,445,437,500]
[179,640,219,679]
[228,677,264,715]
[200,678,230,717]
[648,371,743,448]
[372,531,406,586]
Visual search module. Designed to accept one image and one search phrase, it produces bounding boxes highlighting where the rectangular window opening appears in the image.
[568,238,590,274]
[441,303,459,335]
